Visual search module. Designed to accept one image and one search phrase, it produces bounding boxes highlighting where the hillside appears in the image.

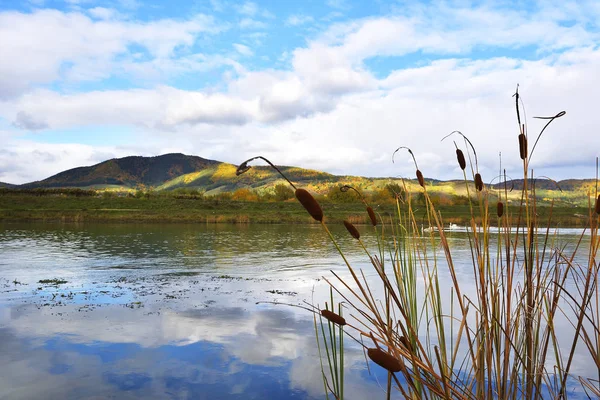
[8,153,598,206]
[22,153,219,190]
[0,182,16,188]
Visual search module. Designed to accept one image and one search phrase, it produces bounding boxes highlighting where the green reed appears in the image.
[236,89,600,399]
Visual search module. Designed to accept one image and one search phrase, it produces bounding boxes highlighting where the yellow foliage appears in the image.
[212,164,237,180]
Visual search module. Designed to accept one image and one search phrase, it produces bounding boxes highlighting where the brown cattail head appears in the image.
[456,149,466,170]
[295,189,323,222]
[497,201,504,218]
[367,348,404,373]
[416,170,425,188]
[367,206,377,226]
[320,309,346,326]
[399,336,413,351]
[595,195,600,215]
[343,220,360,240]
[475,173,483,191]
[518,133,528,160]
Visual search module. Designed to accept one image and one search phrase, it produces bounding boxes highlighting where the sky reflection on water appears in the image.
[0,222,595,399]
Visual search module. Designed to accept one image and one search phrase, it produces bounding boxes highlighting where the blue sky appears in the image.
[1,0,600,183]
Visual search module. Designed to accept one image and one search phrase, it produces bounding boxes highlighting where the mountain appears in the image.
[14,153,599,200]
[0,182,16,188]
[22,153,220,189]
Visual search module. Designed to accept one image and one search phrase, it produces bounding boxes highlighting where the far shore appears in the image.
[0,192,593,228]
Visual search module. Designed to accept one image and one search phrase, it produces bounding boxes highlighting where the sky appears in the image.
[1,0,599,184]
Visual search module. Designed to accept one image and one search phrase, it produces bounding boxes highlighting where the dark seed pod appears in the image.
[367,206,377,226]
[595,195,600,215]
[320,309,346,326]
[367,348,404,373]
[518,134,528,160]
[343,220,360,240]
[295,189,323,222]
[456,149,466,170]
[416,170,425,188]
[497,201,504,218]
[475,173,483,191]
[399,336,412,351]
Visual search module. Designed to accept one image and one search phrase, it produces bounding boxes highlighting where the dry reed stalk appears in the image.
[320,309,347,326]
[295,188,323,222]
[343,220,360,240]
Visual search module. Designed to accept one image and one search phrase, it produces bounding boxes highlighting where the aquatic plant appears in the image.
[236,88,600,399]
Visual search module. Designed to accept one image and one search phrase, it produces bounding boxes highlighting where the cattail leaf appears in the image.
[518,133,528,160]
[497,202,504,218]
[475,173,483,191]
[343,220,360,240]
[367,348,404,373]
[416,170,425,188]
[456,149,466,170]
[367,206,377,226]
[320,309,346,326]
[295,189,323,222]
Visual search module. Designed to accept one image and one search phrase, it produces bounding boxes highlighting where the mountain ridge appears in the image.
[5,153,598,196]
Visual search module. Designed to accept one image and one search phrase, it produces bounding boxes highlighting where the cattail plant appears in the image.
[236,89,600,400]
[236,156,323,222]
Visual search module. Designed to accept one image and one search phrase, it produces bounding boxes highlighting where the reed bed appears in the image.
[237,89,600,399]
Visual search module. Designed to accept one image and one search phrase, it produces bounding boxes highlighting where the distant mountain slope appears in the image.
[158,163,341,193]
[23,153,220,189]
[0,182,16,188]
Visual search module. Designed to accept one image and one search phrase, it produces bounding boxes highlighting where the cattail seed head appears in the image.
[595,195,600,215]
[475,173,483,191]
[497,201,504,218]
[519,133,528,160]
[399,336,413,351]
[320,309,346,326]
[367,206,377,226]
[295,189,323,222]
[367,348,404,373]
[456,149,466,170]
[343,220,360,240]
[416,170,425,188]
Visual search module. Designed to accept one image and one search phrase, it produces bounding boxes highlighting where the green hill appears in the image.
[0,182,16,188]
[10,153,598,207]
[22,153,219,190]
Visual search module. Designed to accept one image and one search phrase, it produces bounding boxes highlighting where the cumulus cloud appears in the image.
[1,1,600,182]
[0,9,222,98]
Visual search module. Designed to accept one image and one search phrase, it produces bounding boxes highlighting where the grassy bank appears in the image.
[0,191,591,226]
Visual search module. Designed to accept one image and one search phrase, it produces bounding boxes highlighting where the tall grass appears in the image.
[237,89,600,399]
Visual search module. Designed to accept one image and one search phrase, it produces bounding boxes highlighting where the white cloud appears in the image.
[233,43,254,57]
[237,1,258,16]
[285,14,314,27]
[238,17,267,30]
[0,9,222,98]
[2,1,600,182]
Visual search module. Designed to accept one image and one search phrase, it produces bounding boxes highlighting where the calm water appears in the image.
[0,222,595,399]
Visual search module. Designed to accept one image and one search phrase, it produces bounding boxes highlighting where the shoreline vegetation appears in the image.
[235,90,600,398]
[0,186,594,226]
